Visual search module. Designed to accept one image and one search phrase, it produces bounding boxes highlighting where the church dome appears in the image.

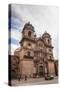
[42,31,51,38]
[22,22,35,33]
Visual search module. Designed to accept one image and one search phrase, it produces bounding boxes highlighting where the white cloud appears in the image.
[9,28,22,41]
[9,44,20,55]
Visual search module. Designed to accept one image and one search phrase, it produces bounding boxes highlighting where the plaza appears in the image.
[11,76,58,86]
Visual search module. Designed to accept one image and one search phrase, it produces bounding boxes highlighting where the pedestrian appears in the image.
[25,75,27,81]
[18,75,21,81]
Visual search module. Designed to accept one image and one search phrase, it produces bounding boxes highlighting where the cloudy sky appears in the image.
[9,4,59,59]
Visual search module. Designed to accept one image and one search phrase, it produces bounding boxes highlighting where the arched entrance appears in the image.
[38,66,44,77]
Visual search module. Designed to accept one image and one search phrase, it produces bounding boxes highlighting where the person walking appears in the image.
[25,75,27,81]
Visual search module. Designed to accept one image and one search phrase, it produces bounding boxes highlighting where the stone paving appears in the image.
[11,76,58,86]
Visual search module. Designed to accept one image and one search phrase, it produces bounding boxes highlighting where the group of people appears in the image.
[18,75,27,81]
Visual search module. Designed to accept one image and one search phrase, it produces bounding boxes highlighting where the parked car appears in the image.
[45,75,54,80]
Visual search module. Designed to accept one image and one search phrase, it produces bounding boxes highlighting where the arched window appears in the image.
[49,48,51,52]
[27,51,30,56]
[48,39,50,43]
[50,56,52,59]
[28,31,31,37]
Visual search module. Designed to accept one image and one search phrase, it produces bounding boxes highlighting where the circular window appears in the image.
[28,43,31,46]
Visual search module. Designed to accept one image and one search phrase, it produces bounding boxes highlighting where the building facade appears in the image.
[11,22,58,79]
[54,60,58,76]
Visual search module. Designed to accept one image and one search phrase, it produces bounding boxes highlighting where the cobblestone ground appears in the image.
[11,76,58,86]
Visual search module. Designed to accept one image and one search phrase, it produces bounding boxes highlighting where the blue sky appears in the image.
[9,4,59,59]
[9,7,24,53]
[9,16,20,46]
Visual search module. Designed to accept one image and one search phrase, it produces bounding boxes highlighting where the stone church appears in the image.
[10,22,57,79]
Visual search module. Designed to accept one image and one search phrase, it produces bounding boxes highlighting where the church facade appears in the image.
[11,22,57,79]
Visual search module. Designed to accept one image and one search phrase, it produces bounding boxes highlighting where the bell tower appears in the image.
[42,31,54,60]
[42,31,55,75]
[20,22,36,48]
[19,22,36,78]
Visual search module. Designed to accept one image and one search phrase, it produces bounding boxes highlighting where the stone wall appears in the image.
[20,59,34,78]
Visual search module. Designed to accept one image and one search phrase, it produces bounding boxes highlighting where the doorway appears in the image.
[38,66,44,77]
